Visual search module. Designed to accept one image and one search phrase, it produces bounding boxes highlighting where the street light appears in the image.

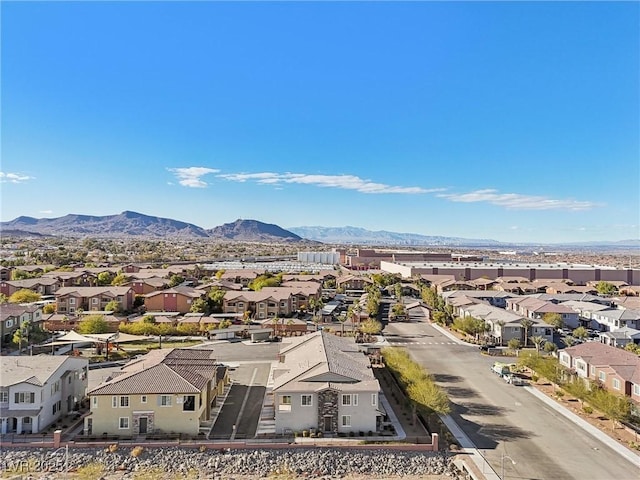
[501,453,516,480]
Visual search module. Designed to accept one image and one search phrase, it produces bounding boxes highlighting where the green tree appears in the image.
[190,297,210,314]
[543,312,563,330]
[337,313,348,335]
[43,303,56,314]
[168,275,185,287]
[12,321,30,353]
[595,281,617,296]
[77,315,110,334]
[572,326,588,341]
[111,273,130,286]
[97,271,114,286]
[507,338,522,352]
[394,283,403,301]
[0,293,7,304]
[496,320,506,346]
[8,289,41,304]
[104,300,121,313]
[531,335,546,355]
[624,343,640,355]
[360,318,382,336]
[520,318,534,347]
[544,341,558,354]
[208,287,226,313]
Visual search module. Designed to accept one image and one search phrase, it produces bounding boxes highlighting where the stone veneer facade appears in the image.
[317,389,339,433]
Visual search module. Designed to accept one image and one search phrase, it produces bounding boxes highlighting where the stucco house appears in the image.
[0,303,44,350]
[85,348,224,436]
[558,342,640,406]
[55,286,135,314]
[272,331,381,435]
[143,286,205,314]
[1,356,88,434]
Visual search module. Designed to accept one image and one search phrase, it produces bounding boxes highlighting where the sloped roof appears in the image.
[1,356,87,388]
[561,342,640,383]
[55,286,132,297]
[273,331,379,393]
[88,348,217,395]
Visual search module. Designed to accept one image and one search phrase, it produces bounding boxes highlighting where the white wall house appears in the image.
[272,331,381,435]
[1,355,88,434]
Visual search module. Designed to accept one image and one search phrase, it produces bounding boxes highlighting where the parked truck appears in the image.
[491,361,513,376]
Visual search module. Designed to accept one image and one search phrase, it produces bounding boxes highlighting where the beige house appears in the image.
[85,348,224,436]
[55,286,135,314]
[272,331,381,435]
[143,287,205,314]
[223,290,293,319]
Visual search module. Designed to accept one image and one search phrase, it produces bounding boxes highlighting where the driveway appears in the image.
[383,321,639,480]
[209,362,271,440]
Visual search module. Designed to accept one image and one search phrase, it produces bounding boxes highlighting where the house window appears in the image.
[15,392,35,404]
[92,298,98,305]
[120,396,129,407]
[119,417,130,429]
[0,390,9,403]
[6,319,13,328]
[112,396,118,408]
[183,395,195,411]
[280,302,286,307]
[341,394,357,406]
[341,415,351,427]
[141,395,147,404]
[301,395,312,407]
[590,366,595,375]
[598,371,606,382]
[159,395,172,407]
[279,395,292,412]
[612,378,621,390]
[634,384,640,396]
[69,298,75,305]
[371,394,377,406]
[92,397,98,408]
[22,416,31,425]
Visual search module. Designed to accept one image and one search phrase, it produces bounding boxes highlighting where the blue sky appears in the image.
[1,1,638,244]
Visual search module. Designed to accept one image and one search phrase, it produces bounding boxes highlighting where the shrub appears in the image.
[302,430,309,437]
[583,406,594,415]
[130,446,144,457]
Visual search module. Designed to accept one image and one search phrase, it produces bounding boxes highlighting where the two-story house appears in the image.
[0,277,61,298]
[223,290,294,319]
[55,286,135,314]
[0,304,44,350]
[558,342,640,406]
[143,286,205,314]
[506,296,580,328]
[1,356,88,434]
[85,348,220,436]
[272,331,381,435]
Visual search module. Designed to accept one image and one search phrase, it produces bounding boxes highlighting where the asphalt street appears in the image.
[383,321,639,480]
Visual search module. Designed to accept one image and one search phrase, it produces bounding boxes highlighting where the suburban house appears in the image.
[272,331,381,435]
[85,348,225,436]
[55,286,135,314]
[558,342,640,406]
[598,326,640,348]
[457,303,553,345]
[143,286,205,314]
[506,297,580,327]
[127,277,170,295]
[0,303,44,350]
[559,300,611,330]
[260,316,308,336]
[336,275,374,293]
[442,290,518,309]
[223,290,294,319]
[42,270,98,287]
[1,355,88,434]
[589,307,640,332]
[263,283,322,312]
[219,269,265,287]
[0,277,61,297]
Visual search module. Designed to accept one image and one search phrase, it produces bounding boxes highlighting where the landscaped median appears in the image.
[380,347,454,446]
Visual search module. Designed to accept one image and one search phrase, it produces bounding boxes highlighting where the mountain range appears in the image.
[1,211,638,247]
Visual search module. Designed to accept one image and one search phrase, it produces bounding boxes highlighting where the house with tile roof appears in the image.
[0,277,62,297]
[85,348,222,436]
[272,331,381,435]
[0,303,44,350]
[143,286,205,314]
[223,290,294,319]
[506,296,579,327]
[558,342,640,405]
[1,355,88,434]
[55,286,135,314]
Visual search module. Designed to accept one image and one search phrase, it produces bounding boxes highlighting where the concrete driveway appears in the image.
[383,321,639,480]
[209,362,271,440]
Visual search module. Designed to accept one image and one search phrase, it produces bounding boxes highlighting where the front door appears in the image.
[139,417,148,434]
[323,416,332,432]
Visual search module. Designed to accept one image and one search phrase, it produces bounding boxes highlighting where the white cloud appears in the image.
[39,210,53,214]
[0,171,34,183]
[168,167,220,188]
[217,172,439,194]
[437,189,597,211]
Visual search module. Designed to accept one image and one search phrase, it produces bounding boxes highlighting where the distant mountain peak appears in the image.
[207,219,302,242]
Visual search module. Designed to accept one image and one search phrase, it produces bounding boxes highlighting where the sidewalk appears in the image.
[525,386,640,468]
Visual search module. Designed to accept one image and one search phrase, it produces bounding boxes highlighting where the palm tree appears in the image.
[271,316,280,337]
[338,314,347,336]
[531,335,546,355]
[520,318,534,347]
